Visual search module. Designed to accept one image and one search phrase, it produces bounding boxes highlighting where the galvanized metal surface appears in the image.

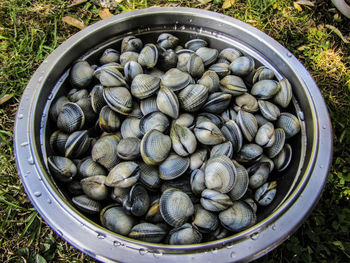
[14,7,332,263]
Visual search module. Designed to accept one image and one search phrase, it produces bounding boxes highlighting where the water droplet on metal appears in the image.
[211,248,218,254]
[18,114,24,119]
[153,251,163,258]
[47,199,52,204]
[226,243,234,249]
[271,224,276,230]
[322,125,327,129]
[27,156,34,165]
[97,233,106,239]
[250,232,259,240]
[38,76,44,82]
[113,241,122,247]
[48,93,53,100]
[297,111,304,121]
[320,165,324,169]
[230,251,236,258]
[287,52,292,57]
[34,191,41,197]
[139,248,148,255]
[21,142,29,147]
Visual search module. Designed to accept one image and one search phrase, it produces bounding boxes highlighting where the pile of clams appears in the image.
[47,33,300,245]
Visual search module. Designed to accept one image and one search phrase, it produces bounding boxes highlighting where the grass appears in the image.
[0,0,349,262]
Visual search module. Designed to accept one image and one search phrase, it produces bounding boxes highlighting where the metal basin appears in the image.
[14,7,332,262]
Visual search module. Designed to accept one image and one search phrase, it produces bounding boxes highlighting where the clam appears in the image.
[210,141,233,158]
[189,148,208,170]
[255,113,269,127]
[255,122,275,148]
[70,60,94,88]
[200,189,233,212]
[192,204,219,233]
[57,102,85,134]
[78,157,107,177]
[208,63,230,78]
[100,204,136,235]
[169,223,202,245]
[204,155,236,193]
[276,112,301,138]
[186,53,205,78]
[49,96,70,122]
[140,111,169,135]
[156,87,179,119]
[219,201,255,232]
[138,162,162,191]
[265,128,286,158]
[121,117,142,139]
[121,36,143,53]
[90,85,106,113]
[105,161,140,188]
[161,177,192,196]
[145,199,163,223]
[196,112,223,128]
[178,84,208,112]
[248,162,270,189]
[176,52,192,72]
[251,79,280,99]
[116,137,141,160]
[185,39,207,51]
[120,51,139,67]
[124,61,143,81]
[221,108,237,122]
[160,68,192,92]
[229,56,255,77]
[65,130,90,159]
[99,48,120,65]
[220,75,247,95]
[202,92,232,113]
[47,156,77,183]
[260,155,275,172]
[157,33,179,49]
[255,181,277,206]
[111,187,130,204]
[258,100,280,121]
[236,110,258,142]
[274,78,292,108]
[190,169,206,196]
[221,120,243,152]
[49,130,68,155]
[170,124,197,156]
[72,195,101,214]
[218,48,242,63]
[198,70,220,93]
[195,47,218,66]
[273,144,292,172]
[204,227,229,242]
[234,93,259,113]
[81,175,108,201]
[140,129,172,165]
[140,96,159,116]
[159,188,194,227]
[91,134,121,170]
[131,74,160,99]
[194,121,226,145]
[173,113,195,129]
[94,63,127,87]
[76,96,97,125]
[67,180,83,196]
[236,143,263,163]
[99,105,120,133]
[158,48,178,71]
[129,102,143,118]
[123,183,150,217]
[250,66,275,84]
[67,89,88,102]
[138,44,158,68]
[228,160,249,201]
[129,223,167,243]
[159,153,190,180]
[244,198,258,214]
[103,87,133,115]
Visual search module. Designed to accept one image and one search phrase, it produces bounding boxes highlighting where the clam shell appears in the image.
[73,195,101,214]
[138,162,162,191]
[229,56,255,77]
[159,188,194,227]
[65,130,90,159]
[218,48,242,63]
[49,96,70,122]
[200,189,233,212]
[255,122,276,148]
[274,78,292,108]
[204,155,236,193]
[194,121,226,145]
[258,100,280,121]
[131,74,160,99]
[103,87,133,115]
[251,66,275,84]
[123,183,150,216]
[228,161,249,201]
[273,143,292,172]
[121,117,142,139]
[159,153,190,180]
[220,75,247,95]
[140,96,159,116]
[120,51,139,67]
[99,105,120,133]
[276,112,301,138]
[219,201,255,232]
[198,70,220,93]
[190,148,208,170]
[105,161,140,188]
[81,175,108,201]
[158,48,178,72]
[138,43,158,68]
[170,124,197,156]
[100,204,136,235]
[234,93,259,113]
[195,47,219,66]
[185,39,207,51]
[251,79,280,99]
[236,110,258,142]
[78,157,107,177]
[70,60,93,88]
[176,52,192,72]
[208,63,230,78]
[48,156,77,183]
[248,162,270,189]
[116,137,141,160]
[57,102,85,134]
[210,141,233,158]
[173,113,195,129]
[91,134,121,170]
[190,169,206,196]
[111,187,130,204]
[202,92,232,113]
[129,223,167,243]
[156,86,179,119]
[186,53,205,78]
[121,36,143,53]
[145,199,163,223]
[169,223,202,245]
[90,85,106,113]
[255,181,277,206]
[140,111,169,135]
[178,84,208,112]
[265,128,286,158]
[192,204,219,233]
[99,48,120,65]
[221,108,237,122]
[49,130,68,155]
[67,89,88,102]
[196,112,223,128]
[140,129,172,165]
[160,68,192,92]
[157,33,179,49]
[94,63,126,87]
[124,61,143,81]
[236,143,263,163]
[221,120,243,152]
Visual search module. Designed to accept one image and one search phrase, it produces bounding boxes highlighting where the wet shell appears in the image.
[248,162,270,189]
[159,153,190,180]
[158,48,178,72]
[255,122,276,148]
[220,75,247,96]
[196,112,223,128]
[234,93,259,113]
[210,141,233,158]
[229,56,255,77]
[129,223,167,243]
[121,117,142,139]
[157,33,179,49]
[200,189,233,212]
[236,110,258,142]
[169,223,202,245]
[90,85,106,113]
[156,86,179,119]
[195,47,219,66]
[145,199,163,223]
[91,134,121,170]
[67,89,88,102]
[159,188,194,227]
[204,155,236,193]
[258,100,280,121]
[221,120,243,152]
[208,63,230,78]
[49,96,70,122]
[173,113,195,129]
[273,143,292,172]
[265,128,286,158]
[219,201,255,232]
[251,79,280,100]
[49,130,68,155]
[78,157,107,177]
[273,78,292,108]
[99,105,120,133]
[124,61,143,82]
[176,52,192,72]
[131,74,160,99]
[120,51,139,67]
[123,183,150,216]
[178,84,208,112]
[99,48,120,65]
[250,66,275,84]
[70,60,94,88]
[160,68,192,92]
[170,123,197,156]
[121,36,143,53]
[105,161,140,188]
[192,204,219,233]
[100,204,136,235]
[73,195,101,214]
[57,102,85,134]
[185,39,207,51]
[140,111,169,135]
[228,161,249,201]
[116,137,141,160]
[202,92,232,113]
[138,162,162,190]
[81,175,108,201]
[138,44,158,68]
[255,181,277,206]
[140,96,159,116]
[190,148,208,170]
[276,112,301,138]
[186,53,205,78]
[221,108,237,122]
[48,156,77,183]
[94,63,126,87]
[103,87,133,115]
[190,169,206,196]
[140,129,172,165]
[194,121,226,145]
[218,48,242,63]
[198,70,220,93]
[65,130,90,159]
[236,143,263,163]
[111,187,129,204]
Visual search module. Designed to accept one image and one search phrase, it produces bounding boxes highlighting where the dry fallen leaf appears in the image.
[0,93,14,105]
[296,0,315,7]
[198,0,212,4]
[62,16,85,30]
[222,0,236,9]
[293,2,303,12]
[325,25,350,44]
[99,8,114,19]
[68,0,88,8]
